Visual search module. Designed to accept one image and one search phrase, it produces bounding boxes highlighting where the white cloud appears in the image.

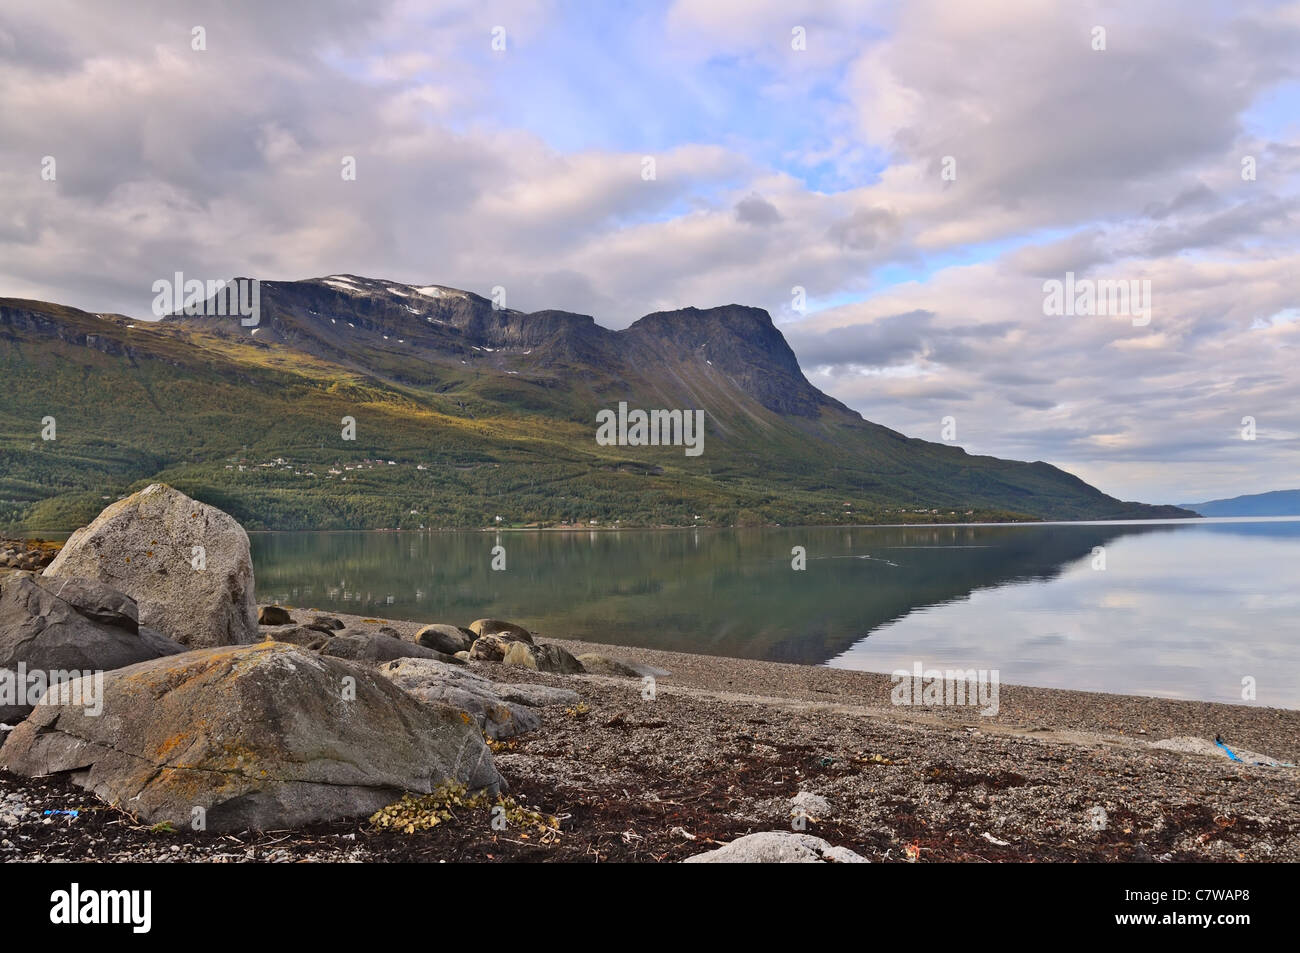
[0,0,1296,501]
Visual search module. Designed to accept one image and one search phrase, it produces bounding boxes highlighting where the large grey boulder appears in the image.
[42,484,258,649]
[682,832,868,863]
[0,643,502,832]
[378,657,579,740]
[0,574,184,722]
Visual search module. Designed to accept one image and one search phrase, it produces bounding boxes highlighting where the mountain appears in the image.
[1179,489,1300,517]
[0,276,1196,530]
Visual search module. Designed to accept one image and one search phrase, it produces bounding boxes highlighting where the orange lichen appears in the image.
[153,731,192,758]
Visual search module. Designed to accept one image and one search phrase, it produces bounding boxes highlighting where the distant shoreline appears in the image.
[16,514,1232,539]
[239,514,1274,534]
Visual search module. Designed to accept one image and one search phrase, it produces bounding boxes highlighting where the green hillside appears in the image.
[0,285,1196,531]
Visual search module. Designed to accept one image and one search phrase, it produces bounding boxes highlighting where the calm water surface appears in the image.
[250,519,1300,708]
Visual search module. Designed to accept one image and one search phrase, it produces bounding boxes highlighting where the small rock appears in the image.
[257,605,293,626]
[683,832,868,864]
[414,624,475,655]
[790,791,831,818]
[501,641,585,674]
[260,624,330,647]
[468,619,534,643]
[378,658,577,739]
[468,633,526,662]
[319,630,457,664]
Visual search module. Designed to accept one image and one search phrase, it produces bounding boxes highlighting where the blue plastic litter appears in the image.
[1213,736,1241,762]
[43,809,79,818]
[1214,734,1297,768]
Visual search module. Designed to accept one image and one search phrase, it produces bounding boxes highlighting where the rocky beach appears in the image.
[1,485,1297,863]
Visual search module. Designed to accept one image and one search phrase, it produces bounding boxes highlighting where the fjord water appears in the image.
[251,519,1300,708]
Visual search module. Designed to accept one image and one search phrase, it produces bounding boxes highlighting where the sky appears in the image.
[1,0,1297,505]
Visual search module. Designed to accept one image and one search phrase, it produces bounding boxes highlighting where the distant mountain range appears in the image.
[1179,489,1300,517]
[0,275,1196,530]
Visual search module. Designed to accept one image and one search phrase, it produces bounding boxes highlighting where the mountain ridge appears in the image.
[166,276,839,418]
[1179,489,1300,517]
[0,277,1197,530]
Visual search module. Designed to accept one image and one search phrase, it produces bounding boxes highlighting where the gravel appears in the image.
[1,607,1296,862]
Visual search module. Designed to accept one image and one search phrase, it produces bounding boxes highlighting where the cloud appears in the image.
[826,206,901,250]
[734,192,783,226]
[0,0,1296,503]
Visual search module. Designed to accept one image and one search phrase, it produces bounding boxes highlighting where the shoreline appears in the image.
[234,603,1300,722]
[335,610,1300,762]
[16,511,1255,538]
[3,605,1296,862]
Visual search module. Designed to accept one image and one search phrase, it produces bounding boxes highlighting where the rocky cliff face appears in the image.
[167,277,834,415]
[624,306,837,417]
[0,301,137,358]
